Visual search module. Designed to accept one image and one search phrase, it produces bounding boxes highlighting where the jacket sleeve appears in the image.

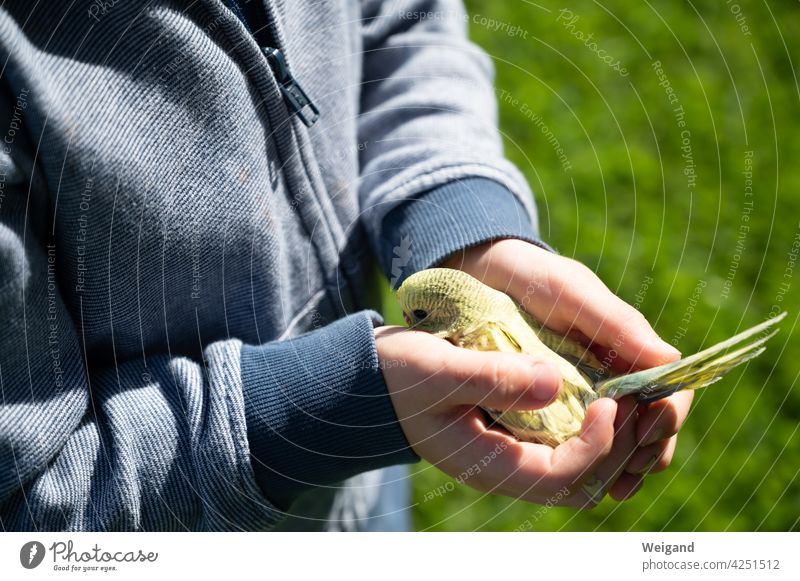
[358,0,553,286]
[0,155,414,532]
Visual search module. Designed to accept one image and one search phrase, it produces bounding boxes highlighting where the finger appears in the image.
[429,407,565,502]
[548,270,681,369]
[637,390,694,446]
[625,433,676,474]
[625,441,668,475]
[436,345,562,411]
[459,421,606,509]
[548,398,617,489]
[424,406,516,471]
[432,405,612,506]
[590,396,639,497]
[649,435,678,473]
[628,435,678,475]
[590,344,649,375]
[608,472,645,502]
[509,256,681,369]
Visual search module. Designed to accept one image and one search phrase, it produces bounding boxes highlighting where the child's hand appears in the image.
[440,239,692,494]
[376,325,624,508]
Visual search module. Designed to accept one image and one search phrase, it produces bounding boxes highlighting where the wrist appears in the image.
[373,325,407,403]
[241,314,418,509]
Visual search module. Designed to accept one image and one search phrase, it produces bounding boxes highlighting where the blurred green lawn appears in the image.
[380,1,800,531]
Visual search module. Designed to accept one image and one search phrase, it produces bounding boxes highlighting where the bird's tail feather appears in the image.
[595,312,786,402]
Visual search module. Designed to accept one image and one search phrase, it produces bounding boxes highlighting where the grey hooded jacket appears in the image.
[0,0,543,530]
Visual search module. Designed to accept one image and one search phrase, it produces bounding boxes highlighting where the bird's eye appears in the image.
[412,309,428,320]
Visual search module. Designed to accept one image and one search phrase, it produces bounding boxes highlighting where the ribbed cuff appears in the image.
[240,310,418,510]
[380,177,554,288]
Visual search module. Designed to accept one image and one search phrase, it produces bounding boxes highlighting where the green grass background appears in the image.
[380,0,800,531]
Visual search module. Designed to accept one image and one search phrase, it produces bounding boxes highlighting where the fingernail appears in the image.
[634,454,660,475]
[641,429,664,447]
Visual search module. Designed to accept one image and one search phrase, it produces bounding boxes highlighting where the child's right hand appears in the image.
[375,326,640,509]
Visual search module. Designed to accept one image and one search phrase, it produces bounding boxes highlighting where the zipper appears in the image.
[221,0,319,127]
[261,47,319,127]
[211,0,354,310]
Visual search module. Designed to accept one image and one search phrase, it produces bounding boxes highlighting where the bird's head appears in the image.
[396,268,502,341]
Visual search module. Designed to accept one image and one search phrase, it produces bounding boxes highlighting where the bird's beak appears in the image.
[434,331,457,346]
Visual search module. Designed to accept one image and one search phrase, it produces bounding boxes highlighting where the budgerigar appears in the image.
[397,268,785,451]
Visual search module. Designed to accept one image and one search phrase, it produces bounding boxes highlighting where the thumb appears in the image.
[436,346,562,410]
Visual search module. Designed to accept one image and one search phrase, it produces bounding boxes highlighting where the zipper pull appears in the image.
[262,47,319,127]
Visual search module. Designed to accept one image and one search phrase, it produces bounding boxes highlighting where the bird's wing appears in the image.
[517,308,607,382]
[518,308,601,366]
[460,319,586,444]
[459,320,523,353]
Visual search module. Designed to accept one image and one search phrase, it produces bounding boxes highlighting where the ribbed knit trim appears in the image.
[380,177,554,288]
[240,310,418,509]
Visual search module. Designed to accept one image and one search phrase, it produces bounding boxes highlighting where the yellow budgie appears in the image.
[397,268,785,449]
